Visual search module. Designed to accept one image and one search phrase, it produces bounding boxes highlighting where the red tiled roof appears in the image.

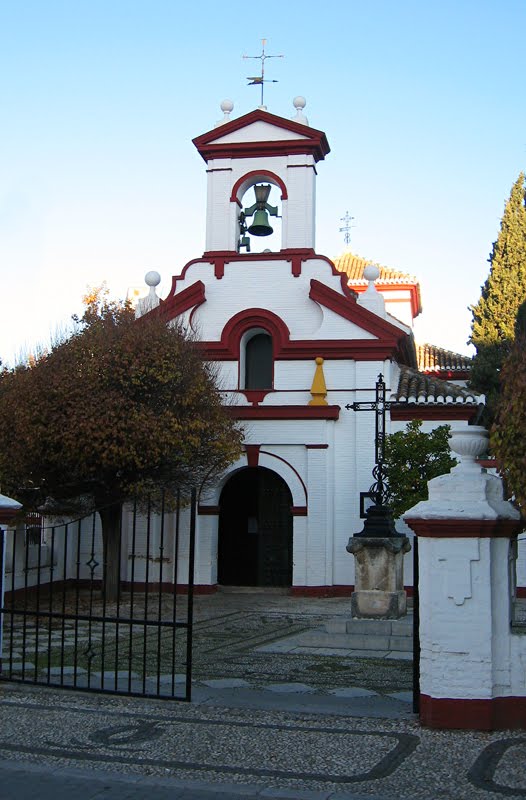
[332,252,422,317]
[332,252,417,284]
[392,366,479,404]
[416,343,472,375]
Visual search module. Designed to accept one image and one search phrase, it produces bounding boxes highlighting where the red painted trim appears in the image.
[149,280,206,321]
[245,444,261,468]
[309,279,406,342]
[195,140,326,162]
[160,250,355,311]
[291,506,308,516]
[216,307,290,359]
[419,693,526,731]
[230,170,288,202]
[240,390,271,406]
[0,508,21,524]
[204,340,404,362]
[517,587,526,598]
[193,108,330,164]
[390,406,478,421]
[4,581,218,601]
[477,458,497,468]
[306,444,329,449]
[198,306,409,362]
[198,505,220,515]
[404,518,523,538]
[227,405,340,420]
[259,449,308,505]
[291,585,354,597]
[291,254,302,277]
[214,258,225,279]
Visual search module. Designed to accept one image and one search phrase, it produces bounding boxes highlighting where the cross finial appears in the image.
[243,38,284,109]
[339,211,355,246]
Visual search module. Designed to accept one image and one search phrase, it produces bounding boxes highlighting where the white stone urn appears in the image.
[449,426,489,469]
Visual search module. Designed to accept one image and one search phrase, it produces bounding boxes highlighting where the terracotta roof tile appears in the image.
[416,343,473,374]
[391,366,480,405]
[332,252,417,284]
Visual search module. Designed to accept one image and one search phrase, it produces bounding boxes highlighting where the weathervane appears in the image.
[243,38,284,108]
[339,211,355,246]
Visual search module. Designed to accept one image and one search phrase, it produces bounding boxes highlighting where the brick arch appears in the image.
[220,308,291,358]
[205,454,307,509]
[230,170,288,205]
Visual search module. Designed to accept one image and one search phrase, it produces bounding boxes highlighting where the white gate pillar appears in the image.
[405,427,525,731]
[0,493,22,666]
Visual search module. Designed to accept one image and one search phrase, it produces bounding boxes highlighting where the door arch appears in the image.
[218,467,293,587]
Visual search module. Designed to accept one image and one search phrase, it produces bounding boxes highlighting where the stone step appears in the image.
[298,629,414,652]
[295,614,415,653]
[325,616,413,637]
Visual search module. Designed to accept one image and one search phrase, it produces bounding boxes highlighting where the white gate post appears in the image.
[0,494,22,666]
[405,427,525,731]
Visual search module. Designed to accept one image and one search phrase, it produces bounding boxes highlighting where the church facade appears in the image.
[138,101,481,593]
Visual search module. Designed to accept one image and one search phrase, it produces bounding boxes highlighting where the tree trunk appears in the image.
[98,502,123,603]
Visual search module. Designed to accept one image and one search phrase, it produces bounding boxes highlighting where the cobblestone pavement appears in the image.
[0,591,525,800]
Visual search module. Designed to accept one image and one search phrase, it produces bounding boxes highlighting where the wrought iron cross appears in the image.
[339,211,354,246]
[243,39,284,107]
[345,373,393,507]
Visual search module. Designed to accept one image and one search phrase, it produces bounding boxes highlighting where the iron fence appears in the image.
[0,489,196,701]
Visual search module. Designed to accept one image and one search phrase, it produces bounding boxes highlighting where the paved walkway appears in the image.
[0,591,525,800]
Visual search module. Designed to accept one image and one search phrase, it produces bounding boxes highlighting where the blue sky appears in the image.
[1,0,525,364]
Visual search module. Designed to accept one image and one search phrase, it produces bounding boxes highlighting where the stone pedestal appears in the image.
[347,535,410,619]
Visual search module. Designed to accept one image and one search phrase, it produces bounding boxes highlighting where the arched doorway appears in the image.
[218,467,293,587]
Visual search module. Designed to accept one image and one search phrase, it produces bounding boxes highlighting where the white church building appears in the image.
[137,98,483,594]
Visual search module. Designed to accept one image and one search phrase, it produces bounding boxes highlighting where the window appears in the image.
[24,513,45,546]
[244,331,273,390]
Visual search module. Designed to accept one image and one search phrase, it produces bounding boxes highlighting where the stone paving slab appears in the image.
[1,593,526,799]
[0,686,525,800]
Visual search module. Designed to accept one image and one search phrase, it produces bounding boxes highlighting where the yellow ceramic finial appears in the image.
[309,357,328,406]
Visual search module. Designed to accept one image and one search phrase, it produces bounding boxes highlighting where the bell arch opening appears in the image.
[217,467,293,587]
[237,180,284,254]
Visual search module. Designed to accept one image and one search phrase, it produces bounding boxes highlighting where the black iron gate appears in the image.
[0,489,196,701]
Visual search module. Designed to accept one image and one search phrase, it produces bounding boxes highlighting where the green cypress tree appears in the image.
[469,173,526,423]
[491,299,526,513]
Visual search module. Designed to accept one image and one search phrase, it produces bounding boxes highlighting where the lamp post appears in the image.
[345,373,404,537]
[345,374,410,618]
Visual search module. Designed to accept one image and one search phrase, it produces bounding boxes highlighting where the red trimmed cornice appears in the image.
[309,279,407,341]
[226,405,341,420]
[404,518,523,538]
[197,307,408,361]
[161,251,357,308]
[193,109,330,163]
[156,280,206,320]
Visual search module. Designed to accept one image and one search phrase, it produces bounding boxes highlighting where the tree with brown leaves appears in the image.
[0,293,242,599]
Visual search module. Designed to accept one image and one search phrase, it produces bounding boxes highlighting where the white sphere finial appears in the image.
[363,264,380,283]
[292,96,308,125]
[145,270,161,288]
[215,99,234,126]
